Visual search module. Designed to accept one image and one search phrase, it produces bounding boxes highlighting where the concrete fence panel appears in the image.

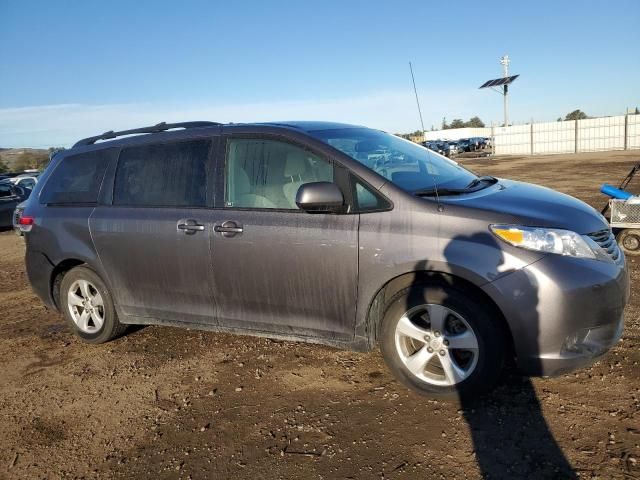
[532,120,575,154]
[577,116,626,152]
[494,124,532,155]
[627,114,640,150]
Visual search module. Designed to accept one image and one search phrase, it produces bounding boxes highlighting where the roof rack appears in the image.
[73,121,221,147]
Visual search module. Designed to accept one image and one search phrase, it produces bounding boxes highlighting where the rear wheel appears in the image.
[616,229,640,256]
[379,283,506,398]
[59,266,126,343]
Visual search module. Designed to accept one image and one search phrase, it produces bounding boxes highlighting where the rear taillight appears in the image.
[19,215,34,233]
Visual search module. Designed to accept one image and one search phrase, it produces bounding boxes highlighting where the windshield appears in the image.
[309,128,477,192]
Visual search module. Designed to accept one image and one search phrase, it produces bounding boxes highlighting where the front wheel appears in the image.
[379,284,506,398]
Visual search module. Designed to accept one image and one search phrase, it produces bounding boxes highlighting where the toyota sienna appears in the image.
[21,121,629,397]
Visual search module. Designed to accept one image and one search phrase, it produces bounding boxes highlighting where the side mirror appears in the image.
[295,182,344,213]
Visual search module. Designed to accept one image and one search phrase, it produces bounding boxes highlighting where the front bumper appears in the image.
[482,253,629,376]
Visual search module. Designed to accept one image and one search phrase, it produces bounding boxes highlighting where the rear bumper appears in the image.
[483,253,629,376]
[25,248,57,311]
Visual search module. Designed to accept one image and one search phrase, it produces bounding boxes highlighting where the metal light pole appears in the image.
[500,55,510,127]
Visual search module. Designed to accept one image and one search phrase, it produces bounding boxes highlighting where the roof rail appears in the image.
[73,121,221,147]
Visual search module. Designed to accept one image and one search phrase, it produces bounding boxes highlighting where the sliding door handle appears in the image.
[214,221,243,237]
[177,219,205,235]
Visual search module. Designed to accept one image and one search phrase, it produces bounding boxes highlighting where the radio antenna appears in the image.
[409,61,441,209]
[409,61,426,135]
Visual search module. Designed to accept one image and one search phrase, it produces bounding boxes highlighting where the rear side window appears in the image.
[113,140,211,207]
[40,150,111,204]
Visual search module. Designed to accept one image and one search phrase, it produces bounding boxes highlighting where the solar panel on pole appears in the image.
[479,55,518,127]
[479,75,519,89]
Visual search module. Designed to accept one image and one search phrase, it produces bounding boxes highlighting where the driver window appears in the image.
[225,139,333,209]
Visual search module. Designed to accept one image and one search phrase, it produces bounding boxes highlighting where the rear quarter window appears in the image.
[40,149,113,205]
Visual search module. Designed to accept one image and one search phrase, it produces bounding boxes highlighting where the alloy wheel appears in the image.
[67,280,105,333]
[394,304,479,386]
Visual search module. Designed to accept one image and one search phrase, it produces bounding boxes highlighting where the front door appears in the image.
[90,138,218,324]
[210,136,359,340]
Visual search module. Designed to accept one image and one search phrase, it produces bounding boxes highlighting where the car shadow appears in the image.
[405,233,577,479]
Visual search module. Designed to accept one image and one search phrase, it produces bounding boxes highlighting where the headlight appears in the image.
[490,225,599,259]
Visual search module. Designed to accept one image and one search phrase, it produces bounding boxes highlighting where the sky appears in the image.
[0,0,639,148]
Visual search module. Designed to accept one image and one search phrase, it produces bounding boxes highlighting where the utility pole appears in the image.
[500,55,510,127]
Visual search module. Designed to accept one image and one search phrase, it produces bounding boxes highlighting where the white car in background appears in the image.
[6,173,40,192]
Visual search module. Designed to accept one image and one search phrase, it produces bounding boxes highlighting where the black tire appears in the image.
[616,229,640,256]
[379,283,506,399]
[59,265,126,343]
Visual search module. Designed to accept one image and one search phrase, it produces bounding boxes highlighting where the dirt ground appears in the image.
[1,150,639,480]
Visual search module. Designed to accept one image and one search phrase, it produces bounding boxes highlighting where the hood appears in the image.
[438,179,608,234]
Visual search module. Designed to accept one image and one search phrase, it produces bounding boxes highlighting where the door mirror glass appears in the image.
[295,182,344,213]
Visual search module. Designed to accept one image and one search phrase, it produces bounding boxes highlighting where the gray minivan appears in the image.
[22,121,629,397]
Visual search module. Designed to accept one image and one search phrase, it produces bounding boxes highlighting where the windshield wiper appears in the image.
[414,176,498,197]
[465,175,498,189]
[413,187,468,197]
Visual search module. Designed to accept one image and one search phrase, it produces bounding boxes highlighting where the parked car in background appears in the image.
[454,138,491,154]
[423,140,457,156]
[445,141,460,157]
[422,141,442,155]
[0,172,21,182]
[5,173,40,192]
[21,120,628,398]
[0,183,28,229]
[457,139,472,152]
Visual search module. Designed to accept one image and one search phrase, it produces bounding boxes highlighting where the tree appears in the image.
[14,151,50,171]
[564,109,588,121]
[440,116,486,130]
[48,147,65,157]
[466,116,485,128]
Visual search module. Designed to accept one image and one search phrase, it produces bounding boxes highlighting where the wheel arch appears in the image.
[50,258,87,310]
[364,270,516,360]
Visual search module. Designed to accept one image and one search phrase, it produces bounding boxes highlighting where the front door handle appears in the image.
[177,219,205,235]
[214,220,243,237]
